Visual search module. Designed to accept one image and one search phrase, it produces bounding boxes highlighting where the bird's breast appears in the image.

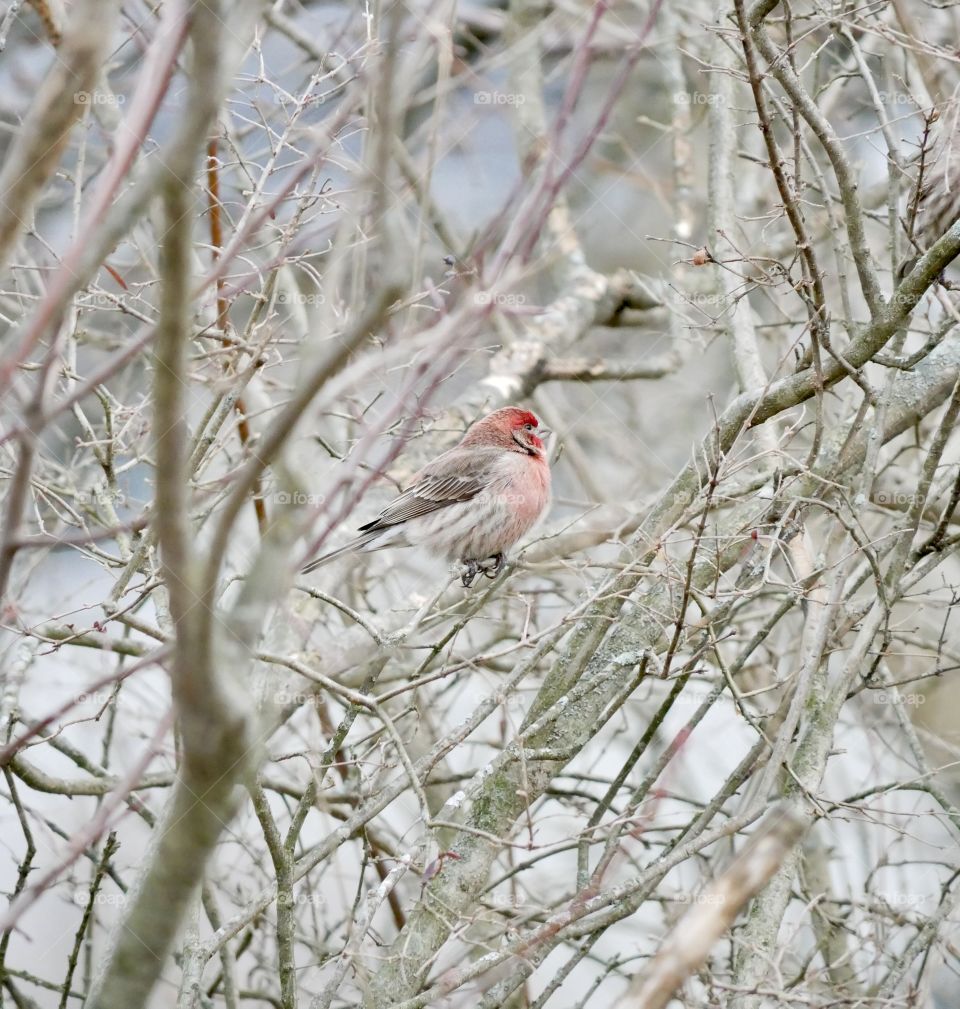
[492,453,551,527]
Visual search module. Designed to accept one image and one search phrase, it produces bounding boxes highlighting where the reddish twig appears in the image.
[205,135,268,535]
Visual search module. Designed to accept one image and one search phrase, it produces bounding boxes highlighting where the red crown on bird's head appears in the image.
[500,407,540,430]
[461,406,548,455]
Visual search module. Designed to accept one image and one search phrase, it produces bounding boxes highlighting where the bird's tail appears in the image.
[301,531,380,575]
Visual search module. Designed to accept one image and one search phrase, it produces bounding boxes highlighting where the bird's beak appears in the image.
[538,427,553,437]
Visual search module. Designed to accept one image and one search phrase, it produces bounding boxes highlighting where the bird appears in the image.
[301,406,552,587]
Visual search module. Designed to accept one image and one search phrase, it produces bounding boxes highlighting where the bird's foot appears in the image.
[460,559,480,588]
[459,554,506,587]
[481,553,504,579]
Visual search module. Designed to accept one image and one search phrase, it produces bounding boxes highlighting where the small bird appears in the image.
[302,407,552,587]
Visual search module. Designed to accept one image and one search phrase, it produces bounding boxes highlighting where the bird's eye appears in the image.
[524,423,535,431]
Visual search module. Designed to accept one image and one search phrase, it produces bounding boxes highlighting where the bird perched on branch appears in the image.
[302,407,552,587]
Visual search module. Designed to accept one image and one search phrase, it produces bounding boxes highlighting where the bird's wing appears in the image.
[357,447,495,532]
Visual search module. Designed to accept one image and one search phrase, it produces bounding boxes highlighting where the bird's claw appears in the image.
[460,559,480,588]
[459,554,505,588]
[482,553,504,579]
